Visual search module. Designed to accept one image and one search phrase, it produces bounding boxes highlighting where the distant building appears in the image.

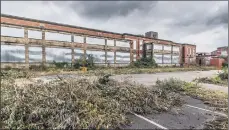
[145,31,158,39]
[181,44,196,65]
[211,46,228,57]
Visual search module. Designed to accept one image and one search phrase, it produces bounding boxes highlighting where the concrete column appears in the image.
[151,42,154,59]
[137,39,140,59]
[129,40,133,63]
[171,45,173,64]
[105,39,107,66]
[83,36,87,67]
[24,28,29,69]
[162,45,164,65]
[42,30,46,66]
[71,35,75,66]
[114,40,116,65]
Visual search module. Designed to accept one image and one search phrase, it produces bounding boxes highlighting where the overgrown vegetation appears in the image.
[156,78,228,113]
[1,73,183,129]
[194,67,228,86]
[130,57,158,68]
[155,78,228,129]
[73,54,95,69]
[52,61,70,69]
[222,62,228,68]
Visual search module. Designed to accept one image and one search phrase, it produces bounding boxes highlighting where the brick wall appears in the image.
[182,44,196,65]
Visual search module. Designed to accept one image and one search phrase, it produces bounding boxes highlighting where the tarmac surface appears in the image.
[111,70,228,93]
[123,95,227,129]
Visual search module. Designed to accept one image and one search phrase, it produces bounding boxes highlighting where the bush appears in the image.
[29,64,47,71]
[52,61,69,69]
[222,62,228,68]
[218,67,228,80]
[131,57,157,68]
[73,54,95,69]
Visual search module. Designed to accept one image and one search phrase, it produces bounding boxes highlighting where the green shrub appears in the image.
[218,67,228,80]
[73,54,95,69]
[52,61,69,69]
[4,65,12,70]
[29,64,47,71]
[222,62,228,68]
[131,57,158,68]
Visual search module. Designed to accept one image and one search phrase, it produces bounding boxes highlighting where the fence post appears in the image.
[24,28,29,69]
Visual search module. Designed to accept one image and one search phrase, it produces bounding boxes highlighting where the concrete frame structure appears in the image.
[1,14,196,68]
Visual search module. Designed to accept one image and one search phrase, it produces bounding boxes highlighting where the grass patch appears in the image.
[194,67,228,86]
[194,76,228,86]
[1,74,183,129]
[2,66,216,79]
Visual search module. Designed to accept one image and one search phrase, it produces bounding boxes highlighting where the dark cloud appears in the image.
[206,6,228,26]
[171,4,228,28]
[69,1,158,20]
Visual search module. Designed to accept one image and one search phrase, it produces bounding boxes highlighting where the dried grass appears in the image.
[1,73,183,129]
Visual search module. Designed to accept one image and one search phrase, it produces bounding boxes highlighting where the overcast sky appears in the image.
[2,1,228,52]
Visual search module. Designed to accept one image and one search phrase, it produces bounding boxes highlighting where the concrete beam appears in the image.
[1,36,130,52]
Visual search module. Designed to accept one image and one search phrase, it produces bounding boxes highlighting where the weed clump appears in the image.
[130,57,158,68]
[194,67,228,86]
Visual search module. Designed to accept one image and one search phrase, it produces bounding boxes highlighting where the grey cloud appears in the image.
[171,4,228,28]
[68,1,158,20]
[206,6,228,26]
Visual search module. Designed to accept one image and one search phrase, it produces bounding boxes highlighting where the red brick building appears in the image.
[1,14,197,67]
[181,44,196,65]
[211,46,228,57]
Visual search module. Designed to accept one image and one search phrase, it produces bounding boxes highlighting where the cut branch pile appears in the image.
[1,74,183,129]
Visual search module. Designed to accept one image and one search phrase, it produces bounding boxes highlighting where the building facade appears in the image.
[211,46,228,57]
[1,14,196,68]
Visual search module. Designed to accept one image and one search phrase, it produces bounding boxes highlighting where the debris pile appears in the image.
[1,74,183,129]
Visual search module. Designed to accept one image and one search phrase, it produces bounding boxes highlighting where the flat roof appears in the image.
[217,46,228,49]
[1,13,124,36]
[1,13,195,46]
[182,43,196,46]
[122,33,173,42]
